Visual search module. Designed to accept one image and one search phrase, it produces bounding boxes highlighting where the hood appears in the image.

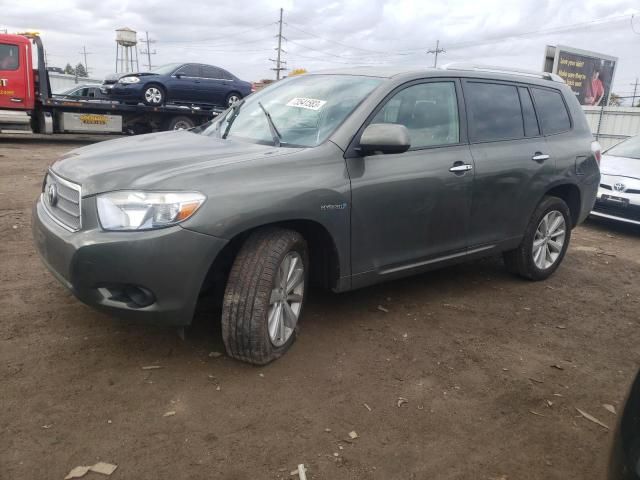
[103,71,157,84]
[52,131,302,196]
[600,154,640,179]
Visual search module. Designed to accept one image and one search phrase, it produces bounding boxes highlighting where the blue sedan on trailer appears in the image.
[102,63,253,108]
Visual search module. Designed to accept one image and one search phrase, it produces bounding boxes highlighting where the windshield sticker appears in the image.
[286,97,327,111]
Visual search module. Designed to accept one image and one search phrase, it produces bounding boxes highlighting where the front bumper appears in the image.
[32,195,227,326]
[591,175,640,226]
[103,83,143,99]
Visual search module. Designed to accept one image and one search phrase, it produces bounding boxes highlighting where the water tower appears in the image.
[115,27,140,73]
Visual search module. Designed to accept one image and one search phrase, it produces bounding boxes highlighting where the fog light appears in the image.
[101,284,155,308]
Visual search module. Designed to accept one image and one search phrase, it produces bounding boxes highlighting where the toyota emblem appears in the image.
[613,183,626,192]
[47,183,58,206]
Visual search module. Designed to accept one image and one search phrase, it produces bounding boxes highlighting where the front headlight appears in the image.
[119,76,140,84]
[96,191,205,231]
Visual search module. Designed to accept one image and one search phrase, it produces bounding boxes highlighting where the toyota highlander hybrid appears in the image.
[32,65,600,364]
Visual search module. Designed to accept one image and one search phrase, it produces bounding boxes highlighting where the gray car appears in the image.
[32,65,600,364]
[591,134,640,225]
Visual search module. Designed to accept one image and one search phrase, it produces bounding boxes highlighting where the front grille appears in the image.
[43,172,82,231]
[593,201,640,222]
[600,182,640,195]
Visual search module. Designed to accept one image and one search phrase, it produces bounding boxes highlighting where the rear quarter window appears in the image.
[531,88,571,135]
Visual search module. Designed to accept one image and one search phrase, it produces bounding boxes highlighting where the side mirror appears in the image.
[175,73,184,79]
[359,123,410,155]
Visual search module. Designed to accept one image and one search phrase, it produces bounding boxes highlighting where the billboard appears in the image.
[543,45,617,107]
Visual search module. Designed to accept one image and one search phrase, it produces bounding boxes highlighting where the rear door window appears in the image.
[201,65,225,79]
[0,43,19,71]
[371,81,460,148]
[465,82,524,142]
[531,87,571,135]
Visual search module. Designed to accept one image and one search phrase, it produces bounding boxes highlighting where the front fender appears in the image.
[181,142,352,282]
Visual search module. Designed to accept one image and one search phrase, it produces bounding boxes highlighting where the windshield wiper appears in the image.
[221,99,246,139]
[258,101,282,147]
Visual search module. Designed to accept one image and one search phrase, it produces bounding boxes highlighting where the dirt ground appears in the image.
[1,134,639,480]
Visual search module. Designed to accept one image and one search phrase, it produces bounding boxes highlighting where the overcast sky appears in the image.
[2,0,639,100]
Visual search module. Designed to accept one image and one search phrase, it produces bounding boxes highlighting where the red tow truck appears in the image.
[0,32,221,135]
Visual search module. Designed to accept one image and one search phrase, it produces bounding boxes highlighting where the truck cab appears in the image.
[0,34,35,111]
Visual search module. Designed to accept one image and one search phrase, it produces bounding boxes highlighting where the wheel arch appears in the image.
[544,183,582,227]
[198,218,343,301]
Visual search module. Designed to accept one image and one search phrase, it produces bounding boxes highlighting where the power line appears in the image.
[284,13,630,60]
[284,23,402,55]
[159,23,275,44]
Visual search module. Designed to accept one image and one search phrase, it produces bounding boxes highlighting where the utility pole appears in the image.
[79,45,92,75]
[139,31,157,71]
[270,8,287,80]
[631,78,639,107]
[427,40,445,68]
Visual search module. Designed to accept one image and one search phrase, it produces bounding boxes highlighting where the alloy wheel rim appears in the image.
[228,95,239,106]
[532,210,566,270]
[173,121,191,130]
[145,87,162,104]
[268,251,304,347]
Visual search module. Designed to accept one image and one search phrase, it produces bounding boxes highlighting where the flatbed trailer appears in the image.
[0,32,224,136]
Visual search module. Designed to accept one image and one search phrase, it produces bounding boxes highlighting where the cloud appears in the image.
[1,0,638,97]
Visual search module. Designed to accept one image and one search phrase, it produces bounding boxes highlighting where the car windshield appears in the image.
[150,63,182,75]
[606,135,640,160]
[59,86,81,95]
[200,74,382,147]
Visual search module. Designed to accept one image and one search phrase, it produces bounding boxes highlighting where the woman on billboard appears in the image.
[584,67,605,106]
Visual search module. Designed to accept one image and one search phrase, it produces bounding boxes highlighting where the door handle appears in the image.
[532,152,550,162]
[449,163,473,173]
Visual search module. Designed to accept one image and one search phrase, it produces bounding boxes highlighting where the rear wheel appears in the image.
[503,196,571,281]
[142,85,165,106]
[222,228,308,365]
[166,115,196,131]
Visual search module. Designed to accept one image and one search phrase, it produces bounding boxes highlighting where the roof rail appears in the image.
[441,62,565,83]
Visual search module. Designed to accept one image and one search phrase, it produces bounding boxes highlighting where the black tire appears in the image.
[225,92,242,107]
[222,228,308,365]
[142,84,165,106]
[166,116,196,131]
[503,196,572,281]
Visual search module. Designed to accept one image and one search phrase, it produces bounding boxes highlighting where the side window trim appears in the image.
[346,77,467,157]
[518,86,542,138]
[529,85,573,136]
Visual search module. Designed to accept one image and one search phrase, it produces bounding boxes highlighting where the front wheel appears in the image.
[225,92,242,107]
[142,85,165,106]
[503,196,571,281]
[222,228,308,365]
